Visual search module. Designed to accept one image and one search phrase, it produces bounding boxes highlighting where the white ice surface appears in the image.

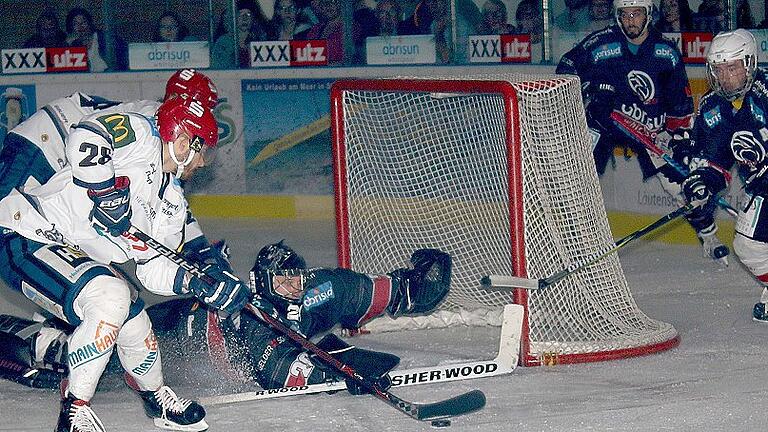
[1,218,766,432]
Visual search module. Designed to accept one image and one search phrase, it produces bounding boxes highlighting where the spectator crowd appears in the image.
[4,0,764,69]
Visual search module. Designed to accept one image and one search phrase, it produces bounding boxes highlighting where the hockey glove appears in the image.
[87,176,132,237]
[656,129,694,164]
[183,238,234,274]
[187,265,250,315]
[316,334,399,396]
[682,168,725,209]
[585,83,616,133]
[745,164,768,196]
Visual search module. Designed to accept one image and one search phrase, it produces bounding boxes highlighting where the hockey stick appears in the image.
[127,226,486,421]
[481,203,693,290]
[610,110,738,217]
[201,303,523,406]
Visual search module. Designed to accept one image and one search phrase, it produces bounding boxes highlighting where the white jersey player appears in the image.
[0,97,248,432]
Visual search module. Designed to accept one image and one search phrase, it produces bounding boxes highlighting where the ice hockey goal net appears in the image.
[330,76,679,366]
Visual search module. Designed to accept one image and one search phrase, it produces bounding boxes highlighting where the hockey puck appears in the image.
[431,419,452,428]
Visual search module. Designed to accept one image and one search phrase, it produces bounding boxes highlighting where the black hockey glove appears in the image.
[316,334,400,396]
[188,265,250,315]
[682,168,725,209]
[656,129,694,164]
[584,83,617,133]
[87,176,132,237]
[745,164,768,196]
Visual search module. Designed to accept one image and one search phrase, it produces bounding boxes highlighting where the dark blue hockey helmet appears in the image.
[249,241,306,292]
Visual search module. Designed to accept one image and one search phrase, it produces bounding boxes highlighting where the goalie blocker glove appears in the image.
[316,333,400,395]
[87,175,132,237]
[387,249,452,317]
[682,168,726,209]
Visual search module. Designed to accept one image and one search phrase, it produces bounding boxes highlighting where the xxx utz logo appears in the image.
[626,70,655,103]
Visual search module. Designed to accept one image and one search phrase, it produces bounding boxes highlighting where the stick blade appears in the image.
[416,390,486,421]
[481,275,541,290]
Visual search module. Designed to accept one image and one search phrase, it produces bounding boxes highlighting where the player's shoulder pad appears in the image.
[75,110,157,150]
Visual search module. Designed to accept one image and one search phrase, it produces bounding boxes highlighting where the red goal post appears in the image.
[330,76,679,366]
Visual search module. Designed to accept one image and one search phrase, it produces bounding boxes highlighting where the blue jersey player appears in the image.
[681,30,768,322]
[556,0,728,265]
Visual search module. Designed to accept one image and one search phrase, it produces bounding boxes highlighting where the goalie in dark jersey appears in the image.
[0,242,451,395]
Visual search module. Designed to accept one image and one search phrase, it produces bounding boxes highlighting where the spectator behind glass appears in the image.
[736,0,755,28]
[211,0,268,69]
[585,0,614,31]
[658,0,693,32]
[24,8,66,48]
[267,0,312,40]
[376,0,404,36]
[303,0,345,64]
[153,11,192,42]
[476,0,516,35]
[65,7,128,72]
[401,0,453,63]
[554,0,590,32]
[516,0,543,44]
[693,0,727,33]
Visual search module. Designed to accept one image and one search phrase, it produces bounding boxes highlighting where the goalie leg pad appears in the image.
[387,249,452,317]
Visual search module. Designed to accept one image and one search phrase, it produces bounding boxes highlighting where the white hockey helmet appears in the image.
[614,0,653,38]
[706,29,758,101]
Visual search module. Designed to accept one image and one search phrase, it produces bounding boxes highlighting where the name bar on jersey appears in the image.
[250,40,328,68]
[2,46,89,74]
[468,34,532,63]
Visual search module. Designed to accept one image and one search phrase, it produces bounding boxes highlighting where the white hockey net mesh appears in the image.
[333,76,678,364]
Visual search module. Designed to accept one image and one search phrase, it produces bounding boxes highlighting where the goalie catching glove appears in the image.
[387,248,452,317]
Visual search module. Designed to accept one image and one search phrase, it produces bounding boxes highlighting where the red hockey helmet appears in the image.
[157,97,218,151]
[164,69,218,109]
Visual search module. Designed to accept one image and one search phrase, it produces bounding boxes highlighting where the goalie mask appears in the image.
[249,241,307,302]
[614,0,652,40]
[706,29,757,101]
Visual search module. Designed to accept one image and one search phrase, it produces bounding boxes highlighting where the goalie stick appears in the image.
[127,225,487,421]
[610,110,738,217]
[201,303,523,406]
[481,203,693,290]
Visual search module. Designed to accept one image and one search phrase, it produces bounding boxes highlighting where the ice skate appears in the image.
[137,386,208,432]
[697,229,729,266]
[754,288,768,323]
[56,394,106,432]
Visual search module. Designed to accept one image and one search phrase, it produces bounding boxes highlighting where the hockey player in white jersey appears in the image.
[0,68,217,200]
[0,96,248,432]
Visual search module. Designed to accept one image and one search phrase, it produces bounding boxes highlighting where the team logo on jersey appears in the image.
[302,281,334,310]
[285,352,315,387]
[627,70,655,103]
[731,130,767,169]
[591,43,621,63]
[653,44,679,68]
[702,106,722,128]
